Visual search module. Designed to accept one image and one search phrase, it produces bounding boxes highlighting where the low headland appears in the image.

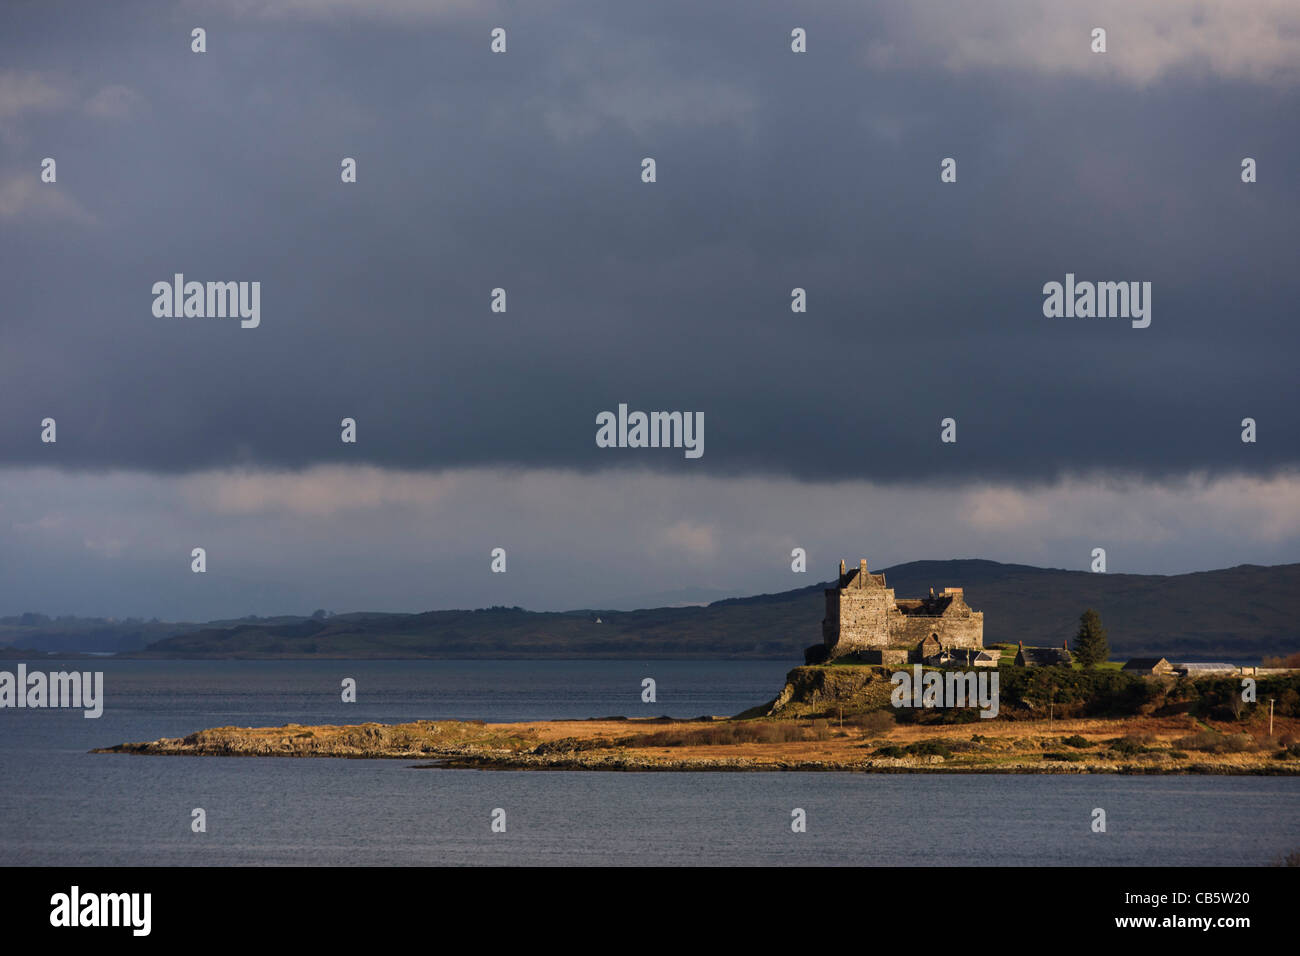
[95,661,1300,774]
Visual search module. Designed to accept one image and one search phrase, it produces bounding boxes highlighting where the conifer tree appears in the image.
[1074,608,1109,668]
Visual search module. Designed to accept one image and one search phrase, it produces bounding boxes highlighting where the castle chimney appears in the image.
[839,559,845,578]
[1063,639,1068,651]
[1018,641,1023,649]
[929,587,935,597]
[860,558,867,575]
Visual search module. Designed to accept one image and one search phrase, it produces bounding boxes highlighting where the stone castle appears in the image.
[807,559,985,665]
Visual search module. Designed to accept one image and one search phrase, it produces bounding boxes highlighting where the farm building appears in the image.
[1122,657,1174,675]
[1015,641,1073,667]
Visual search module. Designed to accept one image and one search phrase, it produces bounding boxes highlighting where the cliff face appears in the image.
[761,666,896,718]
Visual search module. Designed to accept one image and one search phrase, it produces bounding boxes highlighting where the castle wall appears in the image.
[821,589,839,644]
[889,613,983,650]
[851,648,909,667]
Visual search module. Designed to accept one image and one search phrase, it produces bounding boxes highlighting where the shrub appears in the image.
[619,720,834,748]
[1174,730,1220,751]
[1109,734,1156,756]
[994,666,1156,718]
[849,711,895,734]
[1061,735,1093,749]
[905,740,953,759]
[1262,652,1300,669]
[1215,733,1257,753]
[1173,731,1257,754]
[873,745,906,758]
[1281,689,1300,717]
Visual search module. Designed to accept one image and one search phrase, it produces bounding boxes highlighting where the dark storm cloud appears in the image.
[2,0,1297,482]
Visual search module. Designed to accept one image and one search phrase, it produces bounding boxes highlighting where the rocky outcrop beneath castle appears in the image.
[761,665,896,718]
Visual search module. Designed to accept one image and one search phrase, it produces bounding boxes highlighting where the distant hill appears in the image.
[0,612,320,655]
[76,559,1299,661]
[0,614,194,654]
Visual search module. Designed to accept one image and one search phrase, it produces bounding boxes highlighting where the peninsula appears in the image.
[93,710,1300,774]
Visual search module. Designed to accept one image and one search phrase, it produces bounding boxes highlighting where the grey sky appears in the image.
[1,1,1297,616]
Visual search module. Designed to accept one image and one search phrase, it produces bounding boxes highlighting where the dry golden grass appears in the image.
[99,712,1300,772]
